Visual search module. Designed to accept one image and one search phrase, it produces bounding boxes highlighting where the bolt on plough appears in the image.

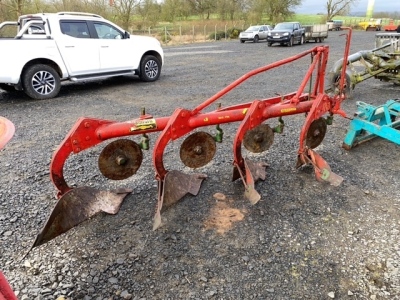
[28,28,354,254]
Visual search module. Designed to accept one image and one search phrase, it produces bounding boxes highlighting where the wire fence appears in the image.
[130,18,400,46]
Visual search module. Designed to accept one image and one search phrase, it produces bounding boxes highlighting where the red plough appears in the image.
[0,118,17,299]
[30,29,353,252]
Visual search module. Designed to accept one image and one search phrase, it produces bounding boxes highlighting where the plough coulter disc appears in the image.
[180,132,216,168]
[306,118,327,149]
[243,124,274,153]
[98,139,143,180]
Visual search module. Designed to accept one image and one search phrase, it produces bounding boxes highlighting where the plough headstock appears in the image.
[29,29,354,254]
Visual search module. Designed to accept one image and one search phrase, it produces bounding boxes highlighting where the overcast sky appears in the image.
[295,0,399,14]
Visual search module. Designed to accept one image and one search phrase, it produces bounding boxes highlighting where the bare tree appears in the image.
[216,0,243,20]
[112,0,140,30]
[247,0,301,24]
[136,0,161,27]
[0,0,25,18]
[187,0,215,19]
[265,0,302,23]
[161,0,191,22]
[326,0,359,20]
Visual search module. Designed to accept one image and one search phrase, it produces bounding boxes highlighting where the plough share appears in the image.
[30,28,353,252]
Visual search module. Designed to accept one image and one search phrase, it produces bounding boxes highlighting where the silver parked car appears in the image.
[239,25,272,43]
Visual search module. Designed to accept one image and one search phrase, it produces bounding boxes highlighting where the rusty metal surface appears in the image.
[162,170,207,209]
[29,187,132,250]
[179,132,216,168]
[98,139,143,180]
[243,124,274,153]
[232,158,267,205]
[153,170,207,230]
[306,118,327,149]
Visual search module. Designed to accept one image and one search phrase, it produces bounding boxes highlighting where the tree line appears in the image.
[0,0,396,31]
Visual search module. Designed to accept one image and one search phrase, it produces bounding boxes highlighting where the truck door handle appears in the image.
[65,46,74,48]
[101,46,109,48]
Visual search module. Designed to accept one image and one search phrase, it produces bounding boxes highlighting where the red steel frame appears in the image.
[50,28,352,198]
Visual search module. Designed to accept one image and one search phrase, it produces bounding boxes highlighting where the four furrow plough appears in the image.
[29,28,353,253]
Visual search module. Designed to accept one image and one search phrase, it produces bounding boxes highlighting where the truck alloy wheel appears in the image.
[22,64,61,99]
[139,55,161,82]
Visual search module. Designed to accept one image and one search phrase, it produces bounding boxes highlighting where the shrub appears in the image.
[209,31,226,40]
[208,28,242,41]
[227,28,242,39]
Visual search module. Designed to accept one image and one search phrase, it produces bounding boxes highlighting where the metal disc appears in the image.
[180,132,216,168]
[306,118,327,149]
[98,139,143,180]
[243,124,274,153]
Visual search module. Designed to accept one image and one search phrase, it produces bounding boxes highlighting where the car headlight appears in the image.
[283,32,289,36]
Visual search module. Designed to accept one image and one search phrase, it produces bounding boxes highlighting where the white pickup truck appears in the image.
[0,12,164,99]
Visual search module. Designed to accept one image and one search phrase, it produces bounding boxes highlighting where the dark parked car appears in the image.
[267,22,306,47]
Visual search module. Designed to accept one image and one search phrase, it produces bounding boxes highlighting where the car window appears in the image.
[26,24,45,35]
[93,22,123,39]
[60,21,90,38]
[247,26,260,32]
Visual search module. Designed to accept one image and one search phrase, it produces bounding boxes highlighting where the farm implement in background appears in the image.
[343,99,400,149]
[330,32,400,95]
[28,28,354,253]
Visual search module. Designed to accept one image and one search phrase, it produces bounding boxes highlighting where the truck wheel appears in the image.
[298,35,304,45]
[139,55,161,82]
[240,39,245,43]
[288,36,293,47]
[268,42,272,47]
[22,64,61,100]
[253,35,259,43]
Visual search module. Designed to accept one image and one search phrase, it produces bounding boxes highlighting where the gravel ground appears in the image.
[0,30,399,300]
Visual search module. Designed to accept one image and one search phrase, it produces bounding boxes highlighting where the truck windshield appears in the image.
[274,23,293,30]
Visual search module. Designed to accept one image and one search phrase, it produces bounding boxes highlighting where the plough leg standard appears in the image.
[30,29,353,251]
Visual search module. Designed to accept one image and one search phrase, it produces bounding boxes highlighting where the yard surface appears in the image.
[0,30,399,299]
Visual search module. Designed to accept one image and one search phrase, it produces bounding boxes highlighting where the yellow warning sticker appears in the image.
[281,107,297,113]
[130,118,157,131]
[242,108,248,115]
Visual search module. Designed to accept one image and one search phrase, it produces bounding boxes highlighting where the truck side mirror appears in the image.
[124,31,130,39]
